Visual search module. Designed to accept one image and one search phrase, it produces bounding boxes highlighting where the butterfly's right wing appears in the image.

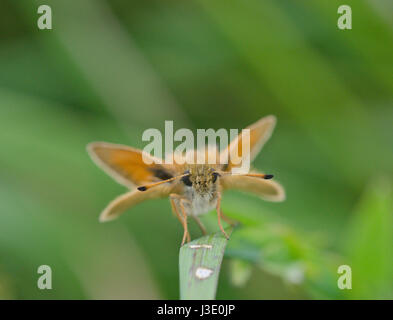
[220,173,285,202]
[220,115,276,172]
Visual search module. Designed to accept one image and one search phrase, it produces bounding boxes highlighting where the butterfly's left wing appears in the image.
[99,183,173,222]
[220,173,285,202]
[87,142,179,222]
[87,142,174,188]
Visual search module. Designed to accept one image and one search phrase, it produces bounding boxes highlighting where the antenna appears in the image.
[138,173,191,192]
[217,171,274,179]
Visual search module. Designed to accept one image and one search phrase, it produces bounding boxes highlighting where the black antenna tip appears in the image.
[264,174,274,179]
[137,186,147,191]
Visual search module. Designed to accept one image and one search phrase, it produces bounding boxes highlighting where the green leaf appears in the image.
[179,228,233,300]
[225,221,341,299]
[345,178,393,299]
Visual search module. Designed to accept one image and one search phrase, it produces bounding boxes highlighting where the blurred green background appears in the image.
[0,0,392,299]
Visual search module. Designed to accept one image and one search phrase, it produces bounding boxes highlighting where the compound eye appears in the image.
[212,171,220,183]
[182,171,192,186]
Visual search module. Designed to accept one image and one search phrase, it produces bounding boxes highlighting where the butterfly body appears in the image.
[186,191,217,216]
[87,115,285,246]
[180,164,220,216]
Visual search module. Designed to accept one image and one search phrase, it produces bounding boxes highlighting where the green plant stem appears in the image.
[179,227,233,300]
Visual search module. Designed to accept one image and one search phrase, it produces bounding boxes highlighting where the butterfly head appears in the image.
[181,164,220,195]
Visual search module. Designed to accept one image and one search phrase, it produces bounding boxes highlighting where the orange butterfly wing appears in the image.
[87,142,178,221]
[87,142,174,188]
[220,173,285,202]
[219,115,285,201]
[221,115,276,171]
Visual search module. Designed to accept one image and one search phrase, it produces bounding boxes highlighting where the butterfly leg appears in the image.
[179,199,191,245]
[191,215,207,235]
[220,212,239,227]
[170,194,183,222]
[170,194,191,246]
[216,192,230,240]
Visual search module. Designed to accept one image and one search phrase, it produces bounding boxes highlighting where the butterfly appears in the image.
[87,115,285,246]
